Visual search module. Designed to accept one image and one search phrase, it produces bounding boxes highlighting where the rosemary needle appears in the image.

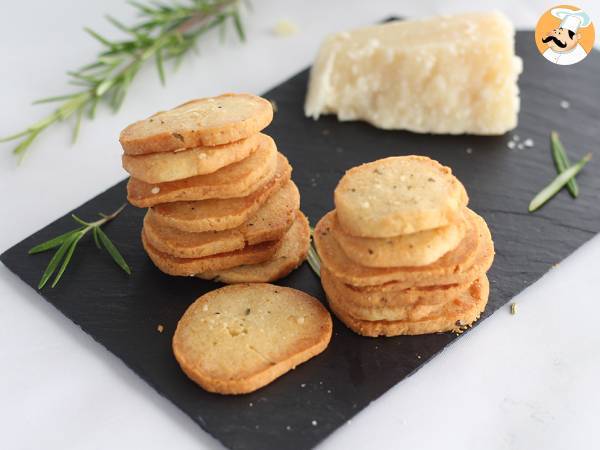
[551,131,579,197]
[1,0,246,161]
[29,203,130,289]
[307,227,321,277]
[529,152,592,212]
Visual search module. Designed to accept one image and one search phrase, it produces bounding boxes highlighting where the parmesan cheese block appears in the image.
[304,11,522,135]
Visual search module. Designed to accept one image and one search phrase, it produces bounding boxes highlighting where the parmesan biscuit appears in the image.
[141,229,281,276]
[172,283,332,394]
[127,135,278,208]
[334,156,468,237]
[199,211,310,283]
[314,208,494,288]
[328,276,489,336]
[122,133,263,184]
[150,152,291,232]
[331,213,466,268]
[120,93,273,154]
[143,181,300,258]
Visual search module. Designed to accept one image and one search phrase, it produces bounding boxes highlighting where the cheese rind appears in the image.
[305,12,522,135]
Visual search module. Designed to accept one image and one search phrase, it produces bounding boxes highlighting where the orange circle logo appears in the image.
[535,5,595,65]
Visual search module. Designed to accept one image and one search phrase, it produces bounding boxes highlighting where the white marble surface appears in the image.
[1,1,599,449]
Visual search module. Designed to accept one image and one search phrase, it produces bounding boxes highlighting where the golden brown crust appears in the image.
[198,211,310,283]
[122,133,263,183]
[172,283,332,394]
[127,136,278,207]
[143,181,299,258]
[334,156,468,237]
[327,276,489,336]
[315,208,494,288]
[120,93,273,154]
[150,152,292,232]
[141,229,281,276]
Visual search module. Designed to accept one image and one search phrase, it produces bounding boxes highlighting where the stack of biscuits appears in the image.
[120,93,310,283]
[314,156,495,337]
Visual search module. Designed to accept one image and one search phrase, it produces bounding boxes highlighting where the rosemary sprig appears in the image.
[551,131,578,197]
[1,0,245,161]
[529,152,592,212]
[29,204,130,289]
[307,226,321,277]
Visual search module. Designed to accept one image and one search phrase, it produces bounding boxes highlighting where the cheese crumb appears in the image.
[523,138,534,148]
[510,303,518,315]
[273,19,298,37]
[507,141,516,150]
[151,186,160,194]
[312,420,318,426]
[560,100,570,109]
[157,324,164,333]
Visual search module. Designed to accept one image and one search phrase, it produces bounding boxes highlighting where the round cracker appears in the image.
[127,135,278,208]
[150,152,291,232]
[198,211,310,283]
[144,181,300,258]
[331,213,466,268]
[334,156,468,237]
[141,229,281,276]
[120,93,273,154]
[122,133,263,184]
[328,276,489,337]
[314,208,494,288]
[172,283,332,394]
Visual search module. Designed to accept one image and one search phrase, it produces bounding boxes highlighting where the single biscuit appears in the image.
[142,229,281,276]
[127,135,278,207]
[143,181,300,258]
[328,276,489,336]
[120,93,273,154]
[334,156,468,237]
[199,211,310,283]
[150,152,291,232]
[314,208,494,288]
[122,133,263,184]
[172,283,332,394]
[331,213,466,268]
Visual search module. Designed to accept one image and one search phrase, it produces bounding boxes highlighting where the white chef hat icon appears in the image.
[551,7,592,33]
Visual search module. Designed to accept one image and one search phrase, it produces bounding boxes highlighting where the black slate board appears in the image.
[2,30,600,450]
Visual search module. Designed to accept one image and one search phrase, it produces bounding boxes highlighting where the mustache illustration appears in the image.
[542,35,567,48]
